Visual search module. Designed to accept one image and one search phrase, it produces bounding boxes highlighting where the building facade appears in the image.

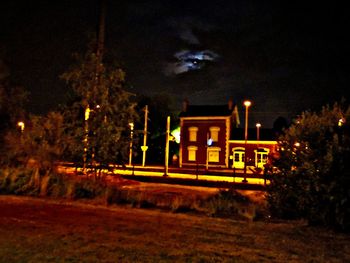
[179,100,277,170]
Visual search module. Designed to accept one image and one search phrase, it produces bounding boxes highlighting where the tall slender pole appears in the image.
[256,123,261,149]
[142,105,149,167]
[97,0,106,59]
[83,106,90,173]
[206,132,209,170]
[256,122,261,168]
[164,116,170,176]
[90,0,106,169]
[129,123,134,166]
[243,100,251,183]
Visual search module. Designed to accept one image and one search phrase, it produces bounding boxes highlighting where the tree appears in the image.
[0,59,28,163]
[61,51,139,172]
[0,59,27,132]
[267,102,350,231]
[5,112,67,175]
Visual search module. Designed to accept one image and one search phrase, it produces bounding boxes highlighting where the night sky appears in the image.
[1,1,349,127]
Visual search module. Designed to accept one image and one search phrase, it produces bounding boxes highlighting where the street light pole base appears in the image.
[242,179,248,183]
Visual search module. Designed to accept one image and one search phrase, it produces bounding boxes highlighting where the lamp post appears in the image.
[243,100,251,183]
[128,122,134,166]
[256,123,261,148]
[256,122,261,168]
[164,116,170,176]
[82,106,90,173]
[141,105,149,167]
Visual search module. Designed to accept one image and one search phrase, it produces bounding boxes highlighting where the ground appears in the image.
[0,195,349,262]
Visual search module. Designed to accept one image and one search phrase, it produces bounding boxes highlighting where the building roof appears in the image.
[179,105,234,117]
[230,128,276,141]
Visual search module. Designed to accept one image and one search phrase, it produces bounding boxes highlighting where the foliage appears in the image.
[0,167,109,200]
[0,59,28,162]
[4,112,67,174]
[267,102,350,231]
[203,189,257,221]
[61,51,139,170]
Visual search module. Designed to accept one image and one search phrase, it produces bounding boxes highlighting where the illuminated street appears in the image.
[116,166,267,185]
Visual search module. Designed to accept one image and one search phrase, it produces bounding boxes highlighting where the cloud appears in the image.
[167,17,215,45]
[164,49,219,76]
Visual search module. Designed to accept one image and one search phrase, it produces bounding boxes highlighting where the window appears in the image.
[187,146,198,161]
[232,147,245,169]
[208,147,221,162]
[255,148,270,168]
[209,126,220,142]
[188,127,198,142]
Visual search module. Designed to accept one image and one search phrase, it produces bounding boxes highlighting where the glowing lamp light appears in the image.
[207,138,213,146]
[17,121,25,132]
[84,107,90,121]
[256,123,261,128]
[338,118,345,127]
[244,100,252,107]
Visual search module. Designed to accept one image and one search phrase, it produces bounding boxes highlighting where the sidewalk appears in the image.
[115,165,268,189]
[57,163,269,190]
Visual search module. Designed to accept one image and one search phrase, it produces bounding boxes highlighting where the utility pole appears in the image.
[129,122,134,166]
[83,0,106,172]
[164,116,170,176]
[206,132,209,171]
[96,0,106,59]
[83,106,90,173]
[141,105,149,166]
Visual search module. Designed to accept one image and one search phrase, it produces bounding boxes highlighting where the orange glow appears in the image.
[243,100,251,107]
[84,107,90,121]
[338,118,345,127]
[17,121,25,132]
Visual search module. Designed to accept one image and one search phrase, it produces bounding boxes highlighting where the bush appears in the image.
[203,189,257,221]
[267,103,350,232]
[0,168,110,201]
[0,168,38,195]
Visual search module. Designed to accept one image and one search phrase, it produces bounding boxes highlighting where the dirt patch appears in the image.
[0,195,349,262]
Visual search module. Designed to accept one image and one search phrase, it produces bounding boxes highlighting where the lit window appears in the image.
[187,146,198,161]
[208,147,221,162]
[209,127,220,142]
[188,127,198,142]
[232,147,245,169]
[255,148,270,168]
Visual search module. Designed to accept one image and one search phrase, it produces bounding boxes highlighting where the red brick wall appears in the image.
[181,119,228,167]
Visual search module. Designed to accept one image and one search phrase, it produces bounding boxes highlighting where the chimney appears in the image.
[182,98,189,112]
[228,97,233,110]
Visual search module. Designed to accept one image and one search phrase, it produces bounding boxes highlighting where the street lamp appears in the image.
[256,123,261,148]
[17,121,25,132]
[129,122,134,166]
[243,100,251,183]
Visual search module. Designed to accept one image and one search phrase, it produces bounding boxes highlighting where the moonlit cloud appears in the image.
[164,50,219,76]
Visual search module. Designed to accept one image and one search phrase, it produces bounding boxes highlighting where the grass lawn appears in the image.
[0,195,349,262]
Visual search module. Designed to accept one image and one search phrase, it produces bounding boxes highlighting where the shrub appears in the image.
[267,103,350,232]
[202,189,256,221]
